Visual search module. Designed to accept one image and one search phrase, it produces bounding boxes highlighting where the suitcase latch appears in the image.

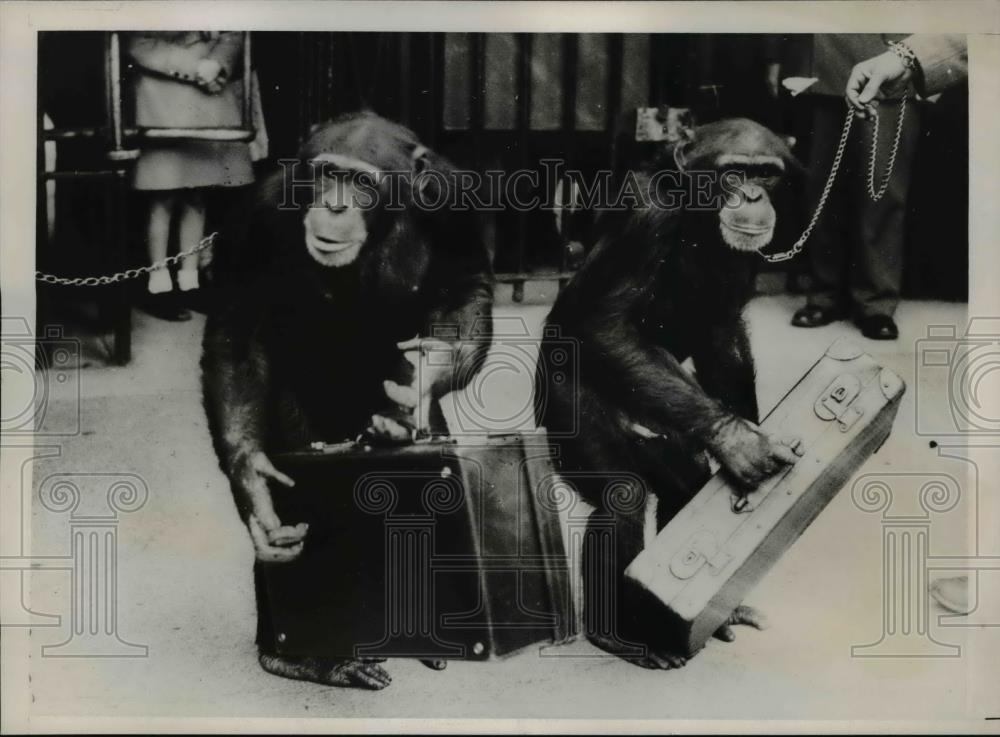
[669,531,732,580]
[814,374,863,431]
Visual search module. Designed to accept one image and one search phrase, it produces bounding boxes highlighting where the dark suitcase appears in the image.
[262,431,575,661]
[625,338,906,657]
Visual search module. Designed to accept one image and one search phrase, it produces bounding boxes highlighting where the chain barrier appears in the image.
[35,232,218,287]
[761,94,907,264]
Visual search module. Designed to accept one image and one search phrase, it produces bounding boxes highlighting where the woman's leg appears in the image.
[146,191,176,294]
[176,189,206,292]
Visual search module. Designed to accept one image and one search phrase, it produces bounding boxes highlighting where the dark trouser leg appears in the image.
[804,97,854,311]
[850,98,920,318]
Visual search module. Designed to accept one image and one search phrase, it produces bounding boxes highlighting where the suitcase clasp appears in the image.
[669,531,732,579]
[815,374,862,430]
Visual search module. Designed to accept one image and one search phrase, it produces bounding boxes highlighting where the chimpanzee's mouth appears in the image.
[311,235,359,252]
[722,221,773,236]
[719,220,773,252]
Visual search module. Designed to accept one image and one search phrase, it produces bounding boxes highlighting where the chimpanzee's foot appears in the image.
[712,604,769,642]
[420,659,447,670]
[587,632,688,670]
[258,651,391,689]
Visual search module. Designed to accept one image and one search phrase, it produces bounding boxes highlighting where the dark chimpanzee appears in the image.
[202,112,493,689]
[535,118,804,669]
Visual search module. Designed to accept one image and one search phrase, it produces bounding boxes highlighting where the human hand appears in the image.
[846,50,912,119]
[374,336,455,440]
[765,62,781,99]
[196,58,226,94]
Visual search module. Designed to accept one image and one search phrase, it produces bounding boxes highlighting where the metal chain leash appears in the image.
[762,93,908,264]
[36,232,218,287]
[867,93,907,201]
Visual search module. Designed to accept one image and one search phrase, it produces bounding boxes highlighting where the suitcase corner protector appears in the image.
[825,336,866,362]
[879,367,906,400]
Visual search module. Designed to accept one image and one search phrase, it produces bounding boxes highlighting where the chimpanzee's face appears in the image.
[676,118,797,254]
[303,176,370,268]
[717,155,785,253]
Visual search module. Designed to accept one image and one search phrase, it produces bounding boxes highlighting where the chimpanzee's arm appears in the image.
[420,210,495,398]
[424,272,494,396]
[690,315,759,424]
[571,209,731,443]
[201,291,271,480]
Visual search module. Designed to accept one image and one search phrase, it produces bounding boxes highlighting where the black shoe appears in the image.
[180,287,211,315]
[139,292,191,322]
[857,314,898,340]
[791,304,844,328]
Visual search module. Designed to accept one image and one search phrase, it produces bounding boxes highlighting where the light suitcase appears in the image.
[625,338,905,657]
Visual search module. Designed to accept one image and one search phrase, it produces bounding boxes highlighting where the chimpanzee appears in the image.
[535,118,805,669]
[202,112,493,688]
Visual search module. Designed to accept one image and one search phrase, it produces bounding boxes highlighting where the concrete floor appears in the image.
[19,291,1000,722]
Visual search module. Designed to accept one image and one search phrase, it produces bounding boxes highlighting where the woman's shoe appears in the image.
[139,292,191,322]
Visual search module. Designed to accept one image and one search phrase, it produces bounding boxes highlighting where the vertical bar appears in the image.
[469,32,485,168]
[428,33,444,150]
[105,31,132,363]
[106,32,124,153]
[35,53,50,367]
[606,33,624,169]
[242,32,253,132]
[648,33,662,105]
[298,32,307,143]
[398,32,412,127]
[111,168,131,365]
[561,34,578,135]
[557,34,579,287]
[324,34,334,120]
[511,32,532,304]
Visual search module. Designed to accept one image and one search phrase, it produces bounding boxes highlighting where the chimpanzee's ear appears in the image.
[410,144,450,208]
[781,142,806,180]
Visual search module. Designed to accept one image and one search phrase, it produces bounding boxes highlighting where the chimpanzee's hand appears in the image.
[707,416,803,488]
[232,450,307,563]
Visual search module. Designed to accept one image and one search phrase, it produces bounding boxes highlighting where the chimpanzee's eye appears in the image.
[720,169,746,187]
[320,164,349,181]
[744,164,783,190]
